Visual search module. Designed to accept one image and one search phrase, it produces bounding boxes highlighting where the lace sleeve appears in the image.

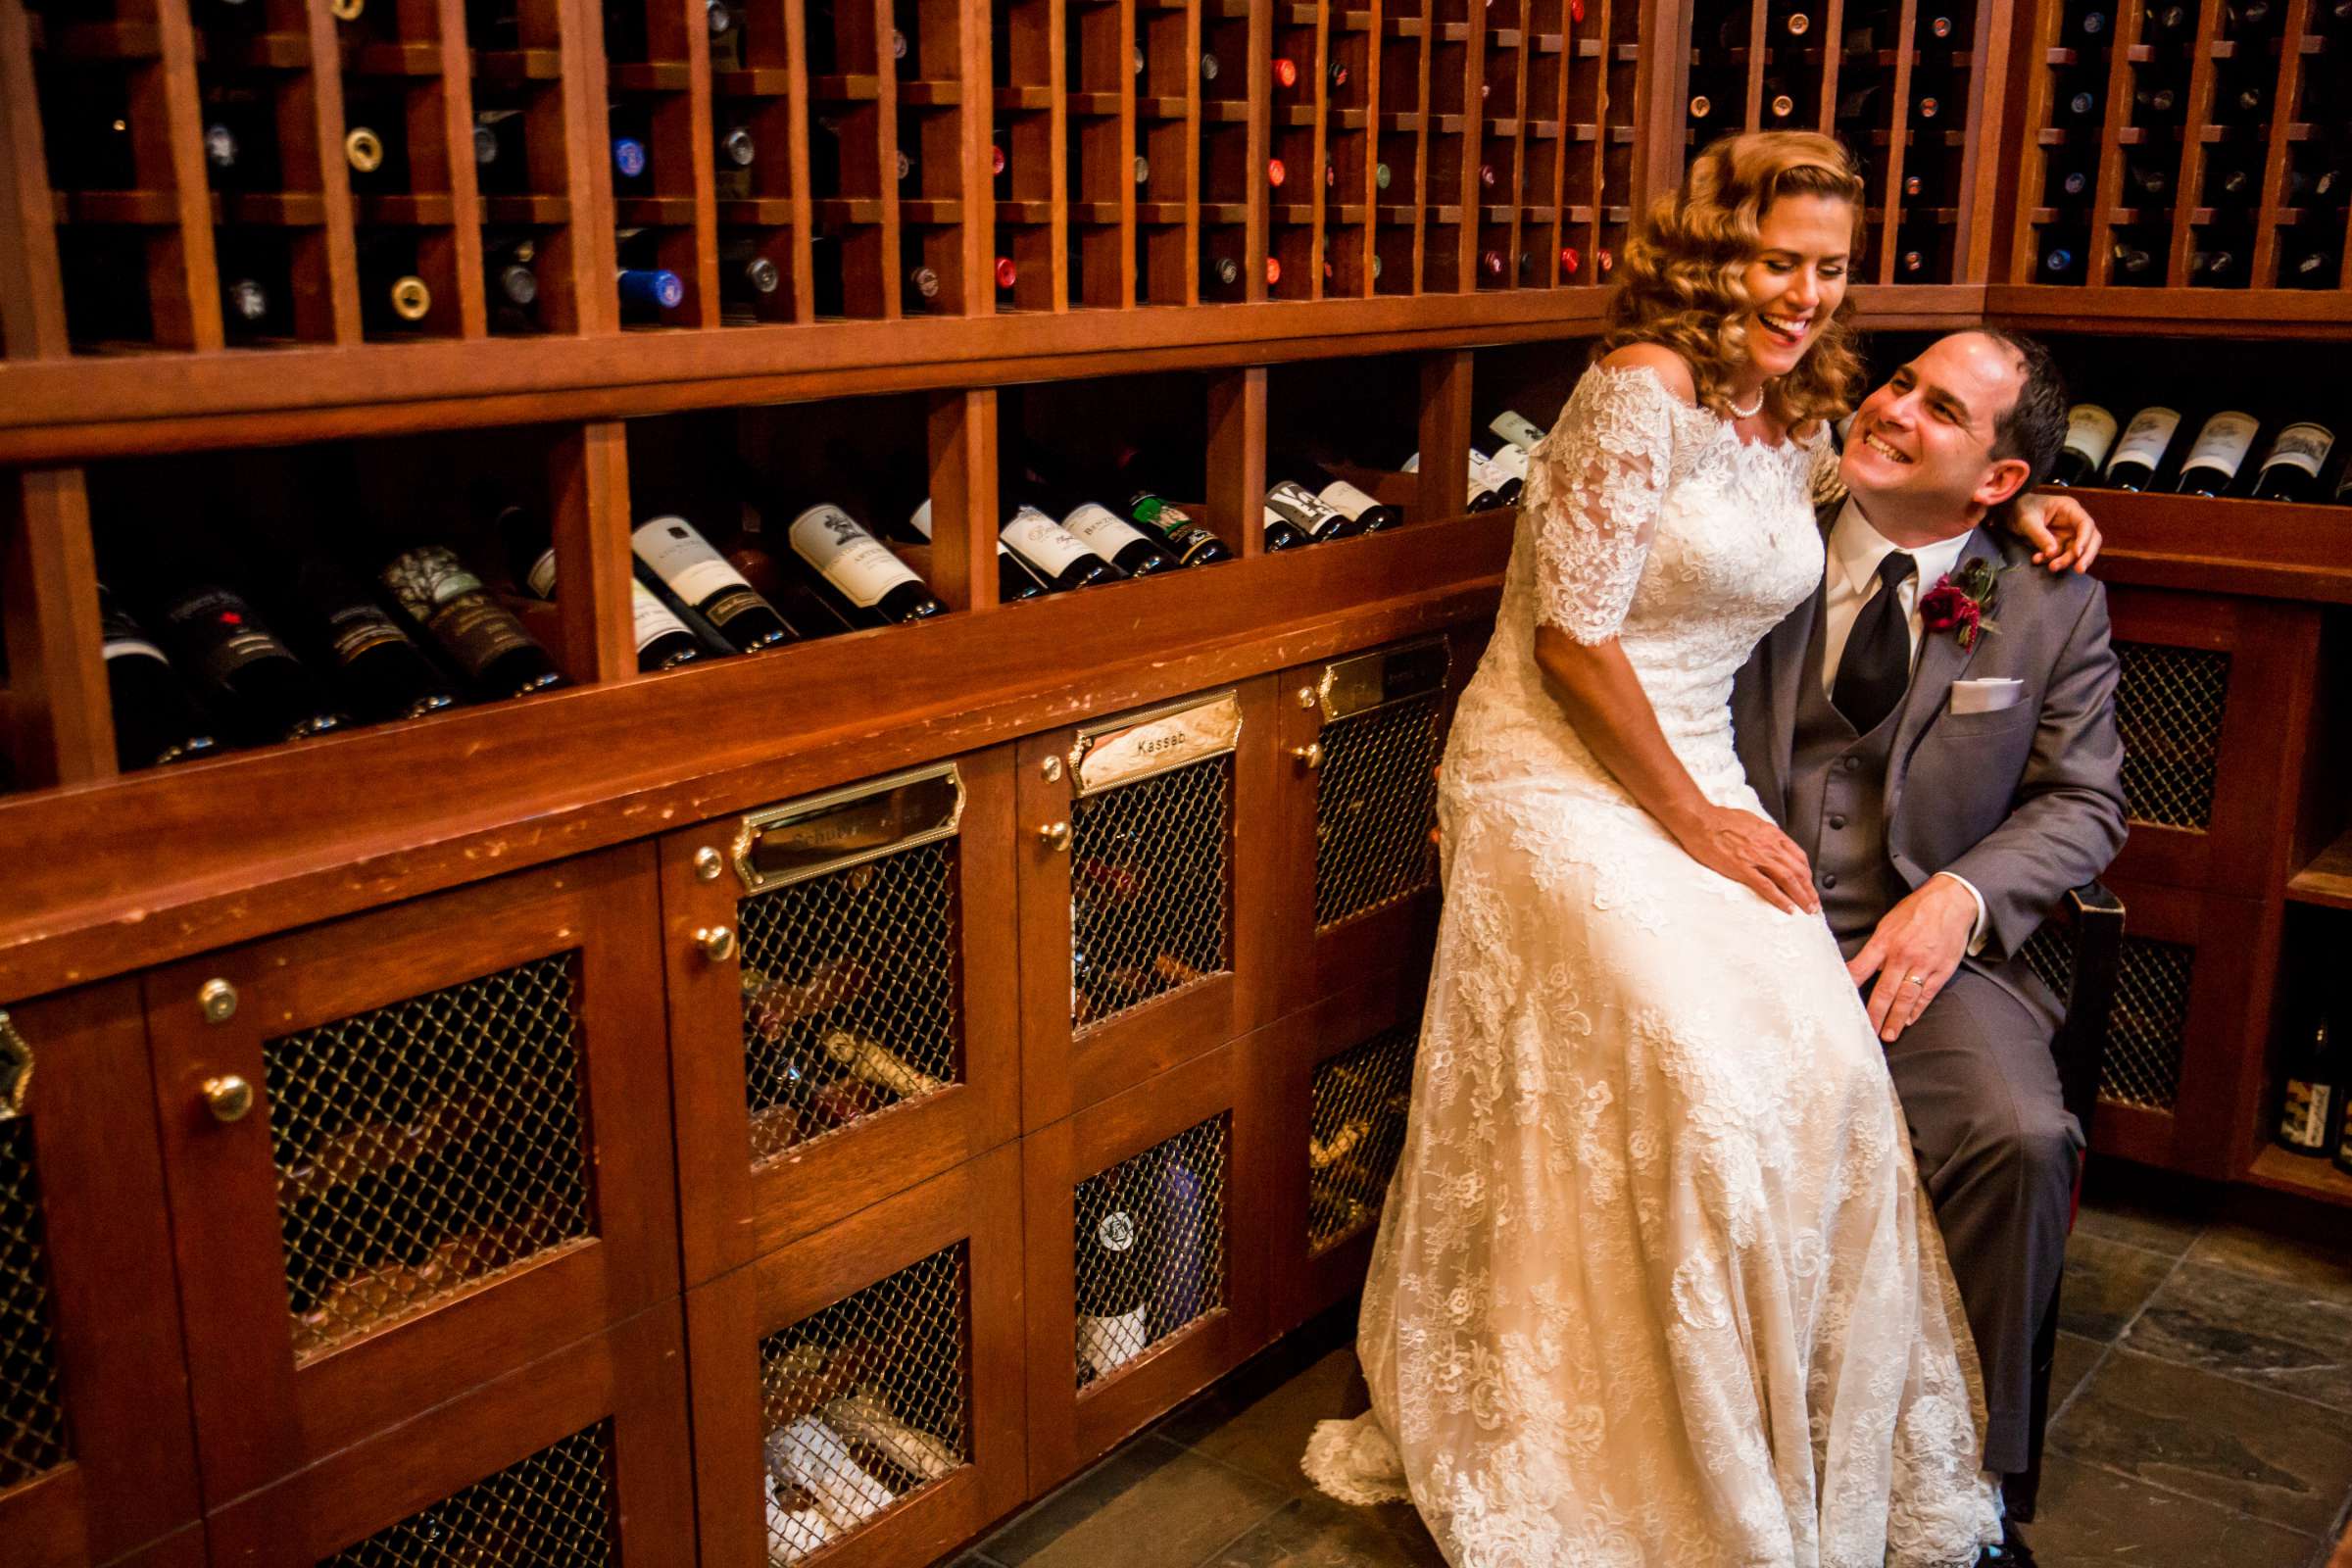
[1808,423,1846,509]
[1523,364,1681,644]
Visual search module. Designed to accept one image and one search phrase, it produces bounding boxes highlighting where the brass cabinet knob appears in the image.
[1292,740,1325,770]
[198,978,238,1023]
[1038,820,1072,853]
[693,846,725,882]
[695,925,739,962]
[202,1074,254,1123]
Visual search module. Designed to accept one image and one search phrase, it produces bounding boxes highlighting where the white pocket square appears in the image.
[1949,678,2025,715]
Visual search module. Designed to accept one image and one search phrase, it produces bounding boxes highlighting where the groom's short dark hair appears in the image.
[1968,326,2068,495]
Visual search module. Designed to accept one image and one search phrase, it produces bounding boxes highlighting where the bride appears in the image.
[1301,133,2096,1566]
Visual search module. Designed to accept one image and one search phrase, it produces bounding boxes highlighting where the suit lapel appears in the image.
[1888,526,2000,776]
[1759,499,1841,808]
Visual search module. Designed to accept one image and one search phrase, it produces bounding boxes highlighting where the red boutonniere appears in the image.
[1918,558,2006,651]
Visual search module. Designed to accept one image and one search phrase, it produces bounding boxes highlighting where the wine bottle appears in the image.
[1481,442,1529,505]
[1205,254,1244,292]
[617,265,684,318]
[2278,1012,2339,1157]
[2103,406,2180,490]
[784,503,948,625]
[2145,1,2189,30]
[2058,83,2101,119]
[2282,247,2339,289]
[720,244,783,314]
[139,558,350,747]
[502,503,704,670]
[1001,504,1125,591]
[1075,1172,1149,1379]
[380,544,567,699]
[1287,456,1403,531]
[2109,240,2156,277]
[715,122,755,172]
[906,498,1053,600]
[289,557,463,720]
[1263,477,1365,543]
[2123,160,2169,200]
[1272,53,1299,89]
[485,237,539,315]
[1104,447,1235,566]
[632,514,800,650]
[343,124,387,181]
[1019,469,1179,577]
[2249,422,2335,502]
[2132,83,2180,122]
[2173,410,2260,497]
[2050,404,2119,486]
[2040,240,2083,280]
[222,274,270,334]
[1688,93,1715,122]
[1152,1152,1211,1335]
[2335,1070,2352,1179]
[97,585,219,770]
[2067,2,2109,39]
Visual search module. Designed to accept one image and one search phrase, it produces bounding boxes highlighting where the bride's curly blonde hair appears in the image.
[1598,131,1867,436]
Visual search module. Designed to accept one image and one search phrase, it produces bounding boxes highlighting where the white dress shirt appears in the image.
[1820,499,1989,954]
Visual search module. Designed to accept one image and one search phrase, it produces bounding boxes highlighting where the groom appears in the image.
[1731,328,2127,1560]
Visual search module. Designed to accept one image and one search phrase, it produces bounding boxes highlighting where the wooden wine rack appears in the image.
[1,3,2350,1566]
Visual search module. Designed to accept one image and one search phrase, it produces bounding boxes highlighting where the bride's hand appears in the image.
[2012,491,2102,573]
[1668,804,1820,916]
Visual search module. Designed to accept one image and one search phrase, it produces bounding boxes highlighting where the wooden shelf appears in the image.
[2039,486,2352,605]
[2287,832,2352,910]
[2244,1145,2352,1207]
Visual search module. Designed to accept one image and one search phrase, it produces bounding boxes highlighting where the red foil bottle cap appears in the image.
[1267,157,1287,185]
[1560,245,1581,274]
[995,256,1018,287]
[990,143,1006,175]
[1273,56,1298,87]
[1266,255,1282,284]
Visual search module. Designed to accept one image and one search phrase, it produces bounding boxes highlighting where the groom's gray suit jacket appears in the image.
[1731,497,2128,1015]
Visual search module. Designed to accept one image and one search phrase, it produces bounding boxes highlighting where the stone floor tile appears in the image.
[978,1436,1291,1568]
[2071,1182,2210,1257]
[2187,1219,2352,1308]
[2014,1454,2319,1568]
[2048,1330,2105,1414]
[2046,1347,2352,1537]
[2057,1230,2180,1342]
[2124,1260,2352,1413]
[1202,1493,1448,1568]
[1159,1347,1370,1494]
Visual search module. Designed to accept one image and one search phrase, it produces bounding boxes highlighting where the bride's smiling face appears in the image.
[1737,194,1853,379]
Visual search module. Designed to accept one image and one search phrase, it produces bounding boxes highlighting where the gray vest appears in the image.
[1788,587,1908,951]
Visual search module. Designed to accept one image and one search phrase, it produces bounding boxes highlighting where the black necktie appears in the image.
[1833,550,1918,735]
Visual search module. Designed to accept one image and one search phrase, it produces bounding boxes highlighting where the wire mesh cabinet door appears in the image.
[685,1145,1027,1568]
[662,752,1021,1285]
[141,844,681,1505]
[1262,974,1426,1336]
[2105,588,2328,900]
[1274,633,1455,1011]
[1014,678,1283,1129]
[1021,1036,1272,1492]
[0,980,199,1568]
[203,1303,697,1568]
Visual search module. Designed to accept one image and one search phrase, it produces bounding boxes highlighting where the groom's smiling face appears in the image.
[1841,332,2035,530]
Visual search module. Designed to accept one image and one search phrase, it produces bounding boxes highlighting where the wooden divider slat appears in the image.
[1815,0,1846,139]
[290,0,367,342]
[926,388,1001,609]
[1348,0,1385,295]
[1537,0,1569,283]
[1205,365,1267,554]
[1403,0,1434,290]
[690,0,726,323]
[1494,14,1527,289]
[871,0,906,317]
[1954,0,2003,280]
[1121,0,1142,305]
[1244,0,1273,298]
[2245,0,2315,287]
[1180,0,1203,301]
[548,420,639,683]
[1448,3,1486,286]
[2084,0,2148,286]
[1577,0,1608,276]
[130,0,224,350]
[1416,347,1471,522]
[2162,0,2225,286]
[3,467,115,787]
[430,0,492,338]
[1874,0,1918,285]
[2003,0,2066,282]
[557,0,620,332]
[0,1,69,359]
[1740,0,1766,126]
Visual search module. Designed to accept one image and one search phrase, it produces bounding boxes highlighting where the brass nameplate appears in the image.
[1319,637,1450,723]
[733,762,965,892]
[1073,690,1243,798]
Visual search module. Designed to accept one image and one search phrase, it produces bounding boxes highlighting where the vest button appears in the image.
[1822,871,1839,889]
[1829,814,1846,830]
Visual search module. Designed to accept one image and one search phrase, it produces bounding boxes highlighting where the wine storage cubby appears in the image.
[2005,0,2352,296]
[1021,1036,1268,1490]
[201,1303,697,1568]
[684,1148,1027,1568]
[1015,679,1280,1127]
[0,980,199,1568]
[662,751,1019,1284]
[141,846,679,1503]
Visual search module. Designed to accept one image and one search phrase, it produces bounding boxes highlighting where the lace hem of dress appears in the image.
[1302,1415,1413,1507]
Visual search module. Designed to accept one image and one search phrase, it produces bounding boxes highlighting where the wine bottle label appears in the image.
[381,545,488,617]
[2259,421,2336,480]
[1399,452,1419,473]
[2182,411,2260,475]
[1077,1306,1149,1376]
[634,515,757,608]
[1489,410,1546,451]
[1266,479,1346,537]
[788,504,922,609]
[427,598,537,679]
[1002,505,1102,574]
[1484,444,1531,485]
[161,587,295,685]
[2062,405,2119,467]
[1060,502,1153,555]
[2280,1079,2332,1151]
[2107,407,2180,473]
[322,600,412,665]
[629,579,693,652]
[1316,479,1384,519]
[101,634,171,665]
[525,546,559,600]
[1098,1209,1137,1251]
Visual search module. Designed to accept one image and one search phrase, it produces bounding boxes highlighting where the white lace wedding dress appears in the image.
[1302,363,2001,1568]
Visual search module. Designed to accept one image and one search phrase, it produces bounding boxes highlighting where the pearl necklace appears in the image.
[1728,385,1766,418]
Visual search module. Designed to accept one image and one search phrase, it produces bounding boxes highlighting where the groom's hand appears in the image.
[1847,878,1979,1043]
[2015,491,2102,573]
